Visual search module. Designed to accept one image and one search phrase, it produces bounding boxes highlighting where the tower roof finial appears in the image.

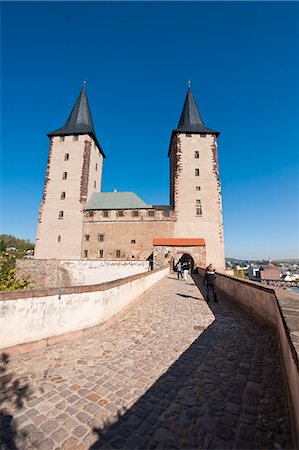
[83,80,86,88]
[188,80,191,89]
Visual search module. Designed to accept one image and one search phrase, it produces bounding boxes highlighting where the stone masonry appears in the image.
[0,275,293,449]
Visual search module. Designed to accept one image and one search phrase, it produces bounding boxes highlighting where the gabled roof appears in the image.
[173,87,219,136]
[48,84,105,157]
[85,192,152,210]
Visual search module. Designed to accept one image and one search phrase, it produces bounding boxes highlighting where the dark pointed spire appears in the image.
[175,85,219,136]
[48,83,105,157]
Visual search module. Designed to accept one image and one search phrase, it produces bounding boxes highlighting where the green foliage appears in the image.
[0,267,33,291]
[233,266,248,280]
[0,235,35,291]
[0,234,34,257]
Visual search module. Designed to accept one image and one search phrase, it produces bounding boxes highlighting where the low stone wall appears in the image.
[198,268,299,447]
[0,267,169,353]
[16,259,149,288]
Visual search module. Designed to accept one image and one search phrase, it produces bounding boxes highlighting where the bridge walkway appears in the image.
[1,274,293,449]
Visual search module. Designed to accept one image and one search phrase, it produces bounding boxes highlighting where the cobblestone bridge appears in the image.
[1,274,294,449]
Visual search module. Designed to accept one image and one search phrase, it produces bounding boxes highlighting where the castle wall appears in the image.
[16,259,149,288]
[83,209,175,261]
[153,245,206,270]
[170,133,225,270]
[35,134,103,260]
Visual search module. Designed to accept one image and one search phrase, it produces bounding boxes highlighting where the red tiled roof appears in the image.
[153,238,206,246]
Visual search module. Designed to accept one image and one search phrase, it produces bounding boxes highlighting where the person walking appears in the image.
[176,261,182,280]
[182,262,189,281]
[204,264,218,302]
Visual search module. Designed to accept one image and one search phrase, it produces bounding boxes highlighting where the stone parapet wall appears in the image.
[0,267,169,352]
[16,259,149,289]
[197,268,299,447]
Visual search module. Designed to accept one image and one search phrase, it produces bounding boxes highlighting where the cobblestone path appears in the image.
[1,274,294,449]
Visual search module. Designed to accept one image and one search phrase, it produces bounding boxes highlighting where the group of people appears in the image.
[175,261,218,303]
[175,261,190,281]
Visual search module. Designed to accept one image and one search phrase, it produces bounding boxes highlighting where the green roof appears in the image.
[85,192,152,210]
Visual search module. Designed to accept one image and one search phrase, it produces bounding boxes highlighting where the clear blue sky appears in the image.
[1,1,299,259]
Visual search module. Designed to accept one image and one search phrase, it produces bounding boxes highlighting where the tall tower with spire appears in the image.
[169,85,225,270]
[34,84,105,259]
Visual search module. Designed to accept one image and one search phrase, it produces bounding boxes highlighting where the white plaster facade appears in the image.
[35,134,103,259]
[170,133,225,270]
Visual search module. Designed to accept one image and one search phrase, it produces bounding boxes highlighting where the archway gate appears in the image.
[152,238,206,272]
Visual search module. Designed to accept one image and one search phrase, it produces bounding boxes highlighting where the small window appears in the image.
[98,234,104,242]
[194,151,199,159]
[148,210,155,217]
[85,234,90,241]
[58,235,61,243]
[94,181,96,189]
[64,153,69,161]
[63,172,68,180]
[196,186,201,191]
[195,169,200,176]
[103,211,109,218]
[95,164,98,171]
[118,211,124,217]
[132,210,139,217]
[116,250,121,258]
[132,255,135,259]
[200,133,206,138]
[186,133,192,137]
[196,200,202,216]
[58,211,64,219]
[89,211,94,217]
[61,192,66,200]
[131,239,136,244]
[84,250,88,258]
[163,210,170,217]
[99,249,104,258]
[60,136,65,142]
[73,135,78,141]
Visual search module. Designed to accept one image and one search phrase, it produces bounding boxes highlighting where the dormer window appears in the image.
[200,133,206,138]
[186,133,192,137]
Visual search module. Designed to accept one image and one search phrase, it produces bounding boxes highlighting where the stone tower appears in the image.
[34,84,105,259]
[169,85,225,270]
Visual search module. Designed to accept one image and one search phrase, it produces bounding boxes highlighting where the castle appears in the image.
[34,83,225,271]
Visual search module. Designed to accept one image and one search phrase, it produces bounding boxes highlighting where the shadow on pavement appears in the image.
[0,353,32,449]
[89,274,293,449]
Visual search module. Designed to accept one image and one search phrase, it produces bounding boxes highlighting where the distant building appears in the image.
[247,265,259,280]
[256,265,281,281]
[35,84,225,270]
